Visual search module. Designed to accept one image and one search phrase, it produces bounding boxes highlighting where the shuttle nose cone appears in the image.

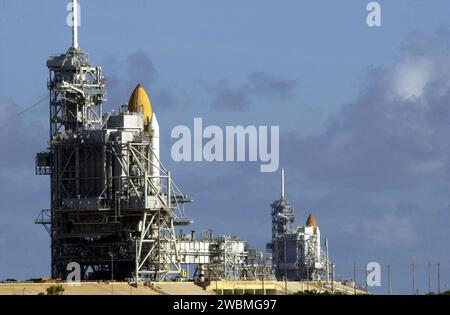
[128,84,153,128]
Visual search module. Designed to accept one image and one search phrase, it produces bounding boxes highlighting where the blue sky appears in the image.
[1,0,450,294]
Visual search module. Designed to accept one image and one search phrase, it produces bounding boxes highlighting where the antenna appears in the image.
[281,168,285,199]
[72,0,79,49]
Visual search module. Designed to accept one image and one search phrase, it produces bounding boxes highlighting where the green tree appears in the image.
[45,285,65,295]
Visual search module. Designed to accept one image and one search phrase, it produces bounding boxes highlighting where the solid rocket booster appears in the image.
[150,113,160,190]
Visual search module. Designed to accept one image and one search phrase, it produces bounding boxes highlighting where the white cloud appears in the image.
[390,57,433,100]
[284,30,450,189]
[362,214,418,248]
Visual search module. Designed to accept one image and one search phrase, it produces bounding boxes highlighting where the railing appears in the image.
[35,209,51,235]
[35,209,51,225]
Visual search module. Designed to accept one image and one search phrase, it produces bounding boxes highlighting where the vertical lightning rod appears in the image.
[387,264,392,295]
[281,168,285,199]
[437,262,441,294]
[72,0,79,49]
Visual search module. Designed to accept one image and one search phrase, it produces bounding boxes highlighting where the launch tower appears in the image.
[35,0,191,281]
[267,169,332,281]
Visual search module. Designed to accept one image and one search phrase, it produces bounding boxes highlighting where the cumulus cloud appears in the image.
[209,71,297,111]
[343,212,418,249]
[104,50,176,110]
[105,54,297,113]
[390,57,433,100]
[125,50,158,91]
[210,82,252,111]
[283,30,450,191]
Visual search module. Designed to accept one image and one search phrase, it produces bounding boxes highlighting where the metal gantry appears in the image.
[267,169,332,281]
[35,2,191,281]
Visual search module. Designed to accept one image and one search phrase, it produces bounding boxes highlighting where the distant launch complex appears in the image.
[34,0,333,284]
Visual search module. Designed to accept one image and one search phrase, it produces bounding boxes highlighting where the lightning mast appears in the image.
[72,0,79,49]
